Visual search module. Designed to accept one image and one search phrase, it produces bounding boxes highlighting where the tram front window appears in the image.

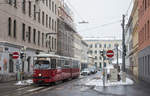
[34,60,50,69]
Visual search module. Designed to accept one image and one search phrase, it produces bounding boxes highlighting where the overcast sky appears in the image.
[65,0,133,39]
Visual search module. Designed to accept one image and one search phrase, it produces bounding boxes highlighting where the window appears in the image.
[13,20,16,38]
[95,50,97,54]
[52,37,54,49]
[104,44,106,48]
[90,44,93,48]
[42,33,44,47]
[99,44,102,48]
[8,17,12,36]
[49,36,51,49]
[99,62,102,68]
[38,31,40,46]
[29,1,31,17]
[14,0,17,8]
[46,14,48,27]
[148,20,149,39]
[55,21,57,31]
[42,11,45,25]
[28,26,31,42]
[95,62,97,68]
[55,38,57,50]
[95,56,97,60]
[22,0,26,13]
[109,44,111,48]
[8,0,12,5]
[95,44,97,48]
[99,56,101,60]
[42,0,45,4]
[52,1,54,12]
[49,0,51,10]
[22,23,25,41]
[33,29,36,44]
[52,19,54,30]
[38,9,41,23]
[34,5,36,20]
[104,62,106,67]
[55,4,57,14]
[46,0,48,6]
[49,17,51,29]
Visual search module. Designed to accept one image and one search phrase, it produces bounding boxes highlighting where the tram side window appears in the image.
[60,59,65,68]
[64,60,70,68]
[73,60,79,68]
[51,59,56,69]
[57,60,61,68]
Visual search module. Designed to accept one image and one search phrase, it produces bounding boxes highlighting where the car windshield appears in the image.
[34,60,51,69]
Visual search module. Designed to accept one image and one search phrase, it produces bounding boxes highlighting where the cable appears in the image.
[79,20,121,32]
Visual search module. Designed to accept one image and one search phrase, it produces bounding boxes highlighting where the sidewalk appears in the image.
[0,80,32,95]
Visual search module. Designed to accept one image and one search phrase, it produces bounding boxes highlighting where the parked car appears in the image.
[88,67,97,74]
[81,68,91,75]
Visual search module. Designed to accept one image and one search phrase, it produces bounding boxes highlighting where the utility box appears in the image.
[110,69,118,82]
[121,72,126,82]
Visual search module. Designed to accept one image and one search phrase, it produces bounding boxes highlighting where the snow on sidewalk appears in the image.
[85,78,134,87]
[15,79,33,85]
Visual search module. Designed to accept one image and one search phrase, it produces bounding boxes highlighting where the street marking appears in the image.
[27,87,44,92]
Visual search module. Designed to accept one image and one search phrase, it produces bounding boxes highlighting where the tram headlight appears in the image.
[38,73,42,77]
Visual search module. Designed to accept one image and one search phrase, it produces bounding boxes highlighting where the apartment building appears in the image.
[86,39,122,69]
[0,0,59,81]
[138,0,150,83]
[125,0,139,79]
[57,0,75,57]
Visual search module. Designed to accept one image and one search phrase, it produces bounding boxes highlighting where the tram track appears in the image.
[2,77,85,96]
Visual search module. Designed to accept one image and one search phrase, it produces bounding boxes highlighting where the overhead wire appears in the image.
[79,20,122,32]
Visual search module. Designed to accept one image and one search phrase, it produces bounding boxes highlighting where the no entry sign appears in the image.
[12,52,19,59]
[106,50,114,58]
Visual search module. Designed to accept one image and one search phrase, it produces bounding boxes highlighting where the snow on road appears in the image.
[15,79,33,85]
[85,78,134,87]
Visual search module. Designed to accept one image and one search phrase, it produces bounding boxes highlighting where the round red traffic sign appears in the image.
[106,50,114,58]
[12,52,19,59]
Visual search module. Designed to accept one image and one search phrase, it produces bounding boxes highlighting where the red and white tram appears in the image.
[33,53,80,84]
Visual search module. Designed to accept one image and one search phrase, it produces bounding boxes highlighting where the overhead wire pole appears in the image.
[121,15,126,72]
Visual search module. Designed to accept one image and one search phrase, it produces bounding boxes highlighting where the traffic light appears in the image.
[100,50,104,56]
[20,53,24,59]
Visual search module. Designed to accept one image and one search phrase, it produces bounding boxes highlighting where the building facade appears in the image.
[138,0,150,83]
[129,0,139,79]
[80,40,89,70]
[85,39,122,70]
[57,0,75,57]
[0,0,58,81]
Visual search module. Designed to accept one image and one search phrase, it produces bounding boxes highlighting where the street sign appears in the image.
[12,52,19,59]
[106,50,114,58]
